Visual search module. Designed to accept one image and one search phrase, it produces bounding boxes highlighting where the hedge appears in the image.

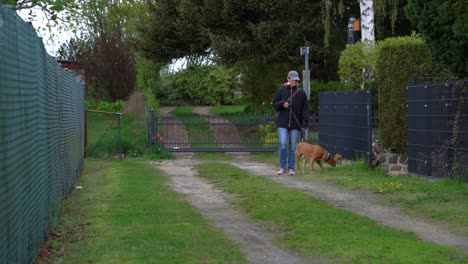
[376,35,434,153]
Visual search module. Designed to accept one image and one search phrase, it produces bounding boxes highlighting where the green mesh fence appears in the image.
[0,5,85,263]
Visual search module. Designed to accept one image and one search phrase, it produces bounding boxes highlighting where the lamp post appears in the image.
[300,46,310,142]
[300,46,310,100]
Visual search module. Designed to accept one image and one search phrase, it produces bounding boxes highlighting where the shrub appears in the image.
[259,124,278,146]
[237,61,288,109]
[86,100,125,112]
[135,54,163,110]
[144,144,173,160]
[310,80,346,114]
[338,42,378,90]
[160,65,238,105]
[376,35,434,153]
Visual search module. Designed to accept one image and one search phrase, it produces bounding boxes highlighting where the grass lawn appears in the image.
[195,162,468,263]
[79,105,467,263]
[44,159,245,264]
[87,112,148,158]
[43,152,468,263]
[209,105,248,115]
[168,106,194,116]
[251,152,468,236]
[86,112,122,157]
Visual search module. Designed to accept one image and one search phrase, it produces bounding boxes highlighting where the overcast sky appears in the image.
[17,7,73,56]
[15,7,186,71]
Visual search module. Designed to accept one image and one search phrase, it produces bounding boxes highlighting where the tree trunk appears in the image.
[359,0,375,42]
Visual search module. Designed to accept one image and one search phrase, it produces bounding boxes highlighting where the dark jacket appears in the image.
[272,85,309,130]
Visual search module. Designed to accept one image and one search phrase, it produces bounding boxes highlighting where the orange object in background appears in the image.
[353,19,360,31]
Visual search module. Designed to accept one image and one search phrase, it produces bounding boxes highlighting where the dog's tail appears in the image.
[295,150,302,165]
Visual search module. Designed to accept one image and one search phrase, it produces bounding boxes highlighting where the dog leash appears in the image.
[290,113,306,141]
[287,90,306,142]
[282,86,307,142]
[285,87,301,103]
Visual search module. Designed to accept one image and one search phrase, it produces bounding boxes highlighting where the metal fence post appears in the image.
[411,74,417,85]
[367,89,373,168]
[301,46,310,142]
[117,113,122,160]
[150,108,156,145]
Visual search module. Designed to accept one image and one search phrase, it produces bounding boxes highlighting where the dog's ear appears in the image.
[334,154,342,165]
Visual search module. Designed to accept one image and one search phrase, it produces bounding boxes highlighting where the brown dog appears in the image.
[295,142,336,174]
[334,154,343,165]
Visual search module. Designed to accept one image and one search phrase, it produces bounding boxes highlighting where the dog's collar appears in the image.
[325,153,331,162]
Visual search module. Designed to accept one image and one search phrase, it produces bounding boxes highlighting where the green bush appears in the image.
[259,124,277,146]
[144,144,173,160]
[143,89,160,112]
[86,100,125,112]
[310,80,346,114]
[376,35,434,153]
[86,83,112,102]
[237,61,288,108]
[338,42,378,90]
[136,55,164,109]
[244,78,346,115]
[160,65,238,105]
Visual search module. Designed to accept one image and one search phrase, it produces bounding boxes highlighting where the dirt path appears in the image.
[193,106,247,150]
[192,106,210,115]
[227,159,468,251]
[153,155,319,264]
[152,155,468,260]
[154,106,468,256]
[159,107,190,150]
[163,106,250,156]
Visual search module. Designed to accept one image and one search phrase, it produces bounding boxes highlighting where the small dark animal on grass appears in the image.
[295,142,336,175]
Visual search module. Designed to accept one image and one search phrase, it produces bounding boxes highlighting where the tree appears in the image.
[204,1,324,67]
[321,0,412,45]
[359,0,375,42]
[4,0,76,21]
[405,0,468,77]
[373,0,412,39]
[137,0,211,65]
[138,0,329,78]
[79,29,136,101]
[4,0,73,11]
[61,0,150,101]
[160,65,237,105]
[57,37,84,61]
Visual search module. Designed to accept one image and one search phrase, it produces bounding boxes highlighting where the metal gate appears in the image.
[152,113,278,152]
